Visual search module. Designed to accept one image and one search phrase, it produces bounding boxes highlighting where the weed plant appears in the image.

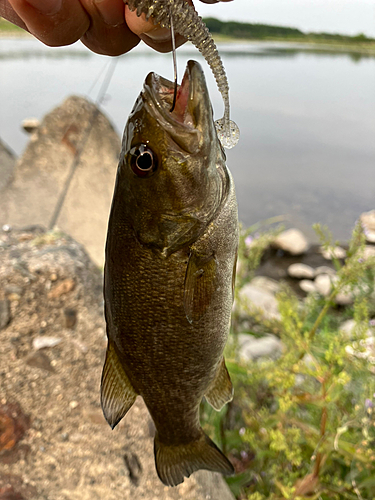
[202,223,375,499]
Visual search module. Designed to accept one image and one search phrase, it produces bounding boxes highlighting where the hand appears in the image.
[0,0,233,56]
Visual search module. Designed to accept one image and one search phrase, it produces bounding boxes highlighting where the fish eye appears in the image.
[129,144,157,177]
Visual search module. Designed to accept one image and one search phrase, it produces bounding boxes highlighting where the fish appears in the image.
[101,59,238,486]
[125,0,240,149]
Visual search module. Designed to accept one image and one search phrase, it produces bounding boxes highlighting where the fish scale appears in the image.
[126,0,239,148]
[101,60,238,486]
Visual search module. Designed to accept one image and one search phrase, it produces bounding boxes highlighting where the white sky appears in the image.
[196,0,375,37]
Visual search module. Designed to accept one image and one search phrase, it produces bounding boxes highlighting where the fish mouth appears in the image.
[143,60,214,151]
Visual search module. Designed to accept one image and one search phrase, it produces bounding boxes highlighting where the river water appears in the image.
[1,37,374,240]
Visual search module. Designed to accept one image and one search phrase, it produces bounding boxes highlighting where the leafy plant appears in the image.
[202,223,375,500]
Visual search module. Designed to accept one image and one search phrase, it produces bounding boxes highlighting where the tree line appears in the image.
[203,17,374,43]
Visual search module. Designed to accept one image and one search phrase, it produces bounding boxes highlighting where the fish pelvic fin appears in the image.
[205,357,233,411]
[154,430,234,487]
[100,341,137,429]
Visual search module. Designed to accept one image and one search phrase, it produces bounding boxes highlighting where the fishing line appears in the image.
[87,59,112,98]
[48,58,118,230]
[169,10,178,113]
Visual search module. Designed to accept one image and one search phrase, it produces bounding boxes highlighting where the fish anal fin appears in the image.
[154,430,234,487]
[100,341,137,429]
[205,358,233,411]
[184,250,216,324]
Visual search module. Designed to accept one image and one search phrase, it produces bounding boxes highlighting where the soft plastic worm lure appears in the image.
[126,0,240,149]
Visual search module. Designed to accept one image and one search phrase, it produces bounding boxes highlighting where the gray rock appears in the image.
[314,274,332,297]
[21,117,40,134]
[314,266,336,277]
[339,319,356,337]
[0,138,16,192]
[250,276,280,295]
[320,246,346,260]
[360,210,375,243]
[335,289,354,306]
[0,96,121,266]
[238,284,280,320]
[288,263,315,279]
[237,333,283,361]
[299,280,317,294]
[0,299,11,330]
[32,336,62,350]
[273,228,309,255]
[364,246,375,260]
[338,319,372,337]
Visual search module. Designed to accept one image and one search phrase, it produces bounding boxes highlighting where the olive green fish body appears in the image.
[102,61,238,486]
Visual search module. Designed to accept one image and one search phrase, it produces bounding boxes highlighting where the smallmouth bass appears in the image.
[101,60,238,486]
[125,0,240,149]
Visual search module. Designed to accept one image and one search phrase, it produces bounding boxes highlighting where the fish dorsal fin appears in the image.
[205,357,233,411]
[101,341,137,429]
[183,250,216,324]
[154,429,234,486]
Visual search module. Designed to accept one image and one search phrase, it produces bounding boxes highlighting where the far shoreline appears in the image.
[1,31,374,57]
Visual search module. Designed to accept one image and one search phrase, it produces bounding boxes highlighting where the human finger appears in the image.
[124,0,194,53]
[0,1,27,30]
[199,0,233,3]
[7,0,90,46]
[80,0,140,56]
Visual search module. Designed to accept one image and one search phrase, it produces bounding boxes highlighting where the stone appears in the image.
[64,308,77,329]
[238,284,280,320]
[335,289,354,306]
[0,96,121,266]
[0,139,16,193]
[338,319,372,337]
[250,276,280,295]
[48,278,75,299]
[360,210,375,243]
[237,333,283,361]
[314,266,336,277]
[0,300,11,330]
[363,246,375,260]
[32,337,62,350]
[314,274,332,297]
[299,280,317,293]
[21,117,40,134]
[320,246,346,260]
[339,319,356,337]
[287,263,315,279]
[25,351,55,373]
[273,228,309,255]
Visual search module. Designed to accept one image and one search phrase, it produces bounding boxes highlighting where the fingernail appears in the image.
[94,0,125,27]
[25,0,62,15]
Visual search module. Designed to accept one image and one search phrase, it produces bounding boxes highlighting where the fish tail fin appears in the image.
[154,430,234,486]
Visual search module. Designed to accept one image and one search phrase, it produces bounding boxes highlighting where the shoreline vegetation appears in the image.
[1,16,375,55]
[204,17,375,55]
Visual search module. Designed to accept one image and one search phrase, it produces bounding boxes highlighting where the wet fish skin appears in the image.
[101,60,238,486]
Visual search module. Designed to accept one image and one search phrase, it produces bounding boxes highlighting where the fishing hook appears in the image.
[169,9,178,113]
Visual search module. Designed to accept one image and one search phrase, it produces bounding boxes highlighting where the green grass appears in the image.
[0,17,24,33]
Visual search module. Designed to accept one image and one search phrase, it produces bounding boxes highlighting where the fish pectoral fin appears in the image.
[205,357,233,411]
[154,430,234,487]
[100,341,137,429]
[184,250,216,324]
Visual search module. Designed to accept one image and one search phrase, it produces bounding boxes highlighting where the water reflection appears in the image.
[1,38,374,239]
[1,39,374,62]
